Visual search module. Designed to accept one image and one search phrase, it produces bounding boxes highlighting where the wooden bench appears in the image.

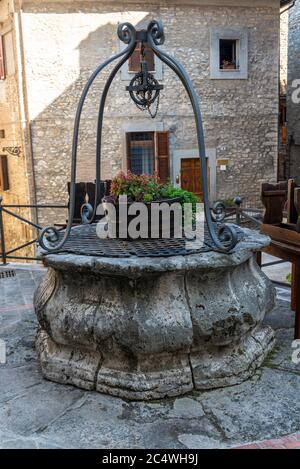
[258,179,300,339]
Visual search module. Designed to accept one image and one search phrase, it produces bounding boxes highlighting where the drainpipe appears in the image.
[287,134,293,179]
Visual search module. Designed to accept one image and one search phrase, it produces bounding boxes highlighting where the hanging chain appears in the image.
[133,85,160,118]
[142,43,159,119]
[127,40,163,119]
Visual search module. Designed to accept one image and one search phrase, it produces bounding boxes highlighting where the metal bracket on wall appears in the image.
[2,147,22,157]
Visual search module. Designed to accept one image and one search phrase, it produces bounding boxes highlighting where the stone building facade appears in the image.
[286,0,300,182]
[0,0,34,260]
[0,0,283,256]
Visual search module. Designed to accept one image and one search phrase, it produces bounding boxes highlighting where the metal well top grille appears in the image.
[41,223,243,258]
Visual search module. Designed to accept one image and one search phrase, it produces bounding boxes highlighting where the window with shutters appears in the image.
[128,42,155,73]
[0,155,9,191]
[0,35,5,80]
[126,131,170,183]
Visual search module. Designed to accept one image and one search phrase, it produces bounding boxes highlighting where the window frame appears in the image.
[125,130,170,182]
[219,38,240,71]
[126,131,155,175]
[210,27,248,80]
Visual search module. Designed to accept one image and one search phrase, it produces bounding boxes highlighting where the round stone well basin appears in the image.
[34,228,275,400]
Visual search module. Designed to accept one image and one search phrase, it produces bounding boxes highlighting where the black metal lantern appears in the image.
[38,20,239,254]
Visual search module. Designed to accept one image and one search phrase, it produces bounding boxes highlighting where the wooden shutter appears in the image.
[0,155,9,191]
[128,43,141,73]
[0,36,5,80]
[144,44,155,72]
[129,42,155,73]
[155,131,170,183]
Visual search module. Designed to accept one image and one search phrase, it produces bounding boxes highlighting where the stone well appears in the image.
[34,228,275,400]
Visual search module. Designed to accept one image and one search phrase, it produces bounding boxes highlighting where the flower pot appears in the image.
[102,197,183,240]
[222,64,236,70]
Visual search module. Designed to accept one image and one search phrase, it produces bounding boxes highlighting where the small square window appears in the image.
[210,27,248,80]
[219,39,239,71]
[0,130,5,138]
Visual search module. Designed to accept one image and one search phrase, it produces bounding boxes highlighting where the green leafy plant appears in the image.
[107,171,199,206]
[160,184,199,207]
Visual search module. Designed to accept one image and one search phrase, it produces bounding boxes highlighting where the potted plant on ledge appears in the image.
[221,59,237,70]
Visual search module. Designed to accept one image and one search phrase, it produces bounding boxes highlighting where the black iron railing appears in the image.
[0,195,288,280]
[0,196,67,264]
[222,199,288,278]
[225,205,264,227]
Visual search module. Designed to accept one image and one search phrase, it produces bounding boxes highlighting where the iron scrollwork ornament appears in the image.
[38,20,239,254]
[2,146,21,157]
[211,201,226,223]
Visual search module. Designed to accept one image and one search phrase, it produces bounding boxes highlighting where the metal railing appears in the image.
[223,200,289,280]
[223,200,263,228]
[0,196,68,265]
[0,195,290,282]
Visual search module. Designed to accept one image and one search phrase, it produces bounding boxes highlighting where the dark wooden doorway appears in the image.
[180,158,208,200]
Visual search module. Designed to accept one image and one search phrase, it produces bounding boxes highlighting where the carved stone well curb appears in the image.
[34,228,275,400]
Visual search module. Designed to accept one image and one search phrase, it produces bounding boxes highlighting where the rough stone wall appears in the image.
[21,0,279,226]
[0,0,34,261]
[287,0,300,182]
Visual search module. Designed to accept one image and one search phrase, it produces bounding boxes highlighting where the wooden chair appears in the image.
[261,181,288,225]
[259,179,300,339]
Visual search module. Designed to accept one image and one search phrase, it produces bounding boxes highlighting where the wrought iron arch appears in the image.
[38,20,238,253]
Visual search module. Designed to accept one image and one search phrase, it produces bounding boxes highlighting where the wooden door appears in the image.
[180,158,207,200]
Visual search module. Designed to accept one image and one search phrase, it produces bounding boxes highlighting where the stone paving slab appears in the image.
[261,253,291,285]
[0,265,300,449]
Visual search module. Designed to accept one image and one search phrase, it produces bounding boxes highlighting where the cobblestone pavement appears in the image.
[0,264,300,449]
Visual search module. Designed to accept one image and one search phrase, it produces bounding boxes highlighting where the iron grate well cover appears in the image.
[41,223,244,258]
[0,270,16,279]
